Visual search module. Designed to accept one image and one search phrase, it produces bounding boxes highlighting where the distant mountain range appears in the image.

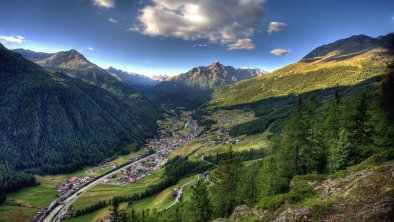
[106,67,160,92]
[1,44,159,174]
[148,61,267,108]
[12,48,159,112]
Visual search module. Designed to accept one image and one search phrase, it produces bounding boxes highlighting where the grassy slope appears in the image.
[210,48,392,108]
[66,175,197,222]
[228,150,394,222]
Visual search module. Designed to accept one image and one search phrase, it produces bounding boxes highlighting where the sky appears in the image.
[0,0,393,76]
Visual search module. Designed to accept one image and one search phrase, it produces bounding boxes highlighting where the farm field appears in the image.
[72,169,164,210]
[66,175,198,222]
[0,151,143,222]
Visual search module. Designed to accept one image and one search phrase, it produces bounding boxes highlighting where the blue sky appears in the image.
[0,0,393,76]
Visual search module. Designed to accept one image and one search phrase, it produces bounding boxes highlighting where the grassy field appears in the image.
[0,171,83,222]
[66,175,198,222]
[197,133,269,156]
[0,150,144,222]
[72,169,164,210]
[172,131,269,162]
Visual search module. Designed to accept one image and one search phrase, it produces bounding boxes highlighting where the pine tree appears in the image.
[110,197,120,222]
[302,94,326,173]
[259,155,288,197]
[374,64,394,148]
[189,179,211,222]
[347,93,373,162]
[280,96,306,176]
[328,128,351,172]
[239,164,259,206]
[210,147,239,217]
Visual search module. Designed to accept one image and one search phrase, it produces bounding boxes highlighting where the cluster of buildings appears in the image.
[113,152,167,185]
[56,175,94,197]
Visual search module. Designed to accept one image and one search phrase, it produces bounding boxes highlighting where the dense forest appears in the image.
[0,164,37,205]
[92,63,394,222]
[0,44,158,175]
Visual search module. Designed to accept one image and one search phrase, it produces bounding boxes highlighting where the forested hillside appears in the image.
[15,48,160,120]
[0,44,158,174]
[207,33,394,136]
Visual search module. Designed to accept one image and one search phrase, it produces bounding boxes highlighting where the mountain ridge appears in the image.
[149,61,267,108]
[13,48,160,117]
[0,43,158,174]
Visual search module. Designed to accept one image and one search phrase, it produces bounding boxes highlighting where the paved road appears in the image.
[43,149,166,222]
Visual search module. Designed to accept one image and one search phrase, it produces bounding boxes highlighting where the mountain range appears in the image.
[148,61,267,108]
[1,44,159,174]
[13,48,160,117]
[106,66,160,92]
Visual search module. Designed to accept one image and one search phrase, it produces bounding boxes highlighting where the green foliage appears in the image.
[0,164,36,193]
[0,192,5,206]
[259,155,289,197]
[327,128,351,172]
[258,184,315,210]
[210,147,241,217]
[203,148,264,165]
[189,179,212,222]
[259,194,287,211]
[0,44,159,175]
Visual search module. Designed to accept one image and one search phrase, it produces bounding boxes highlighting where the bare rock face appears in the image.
[321,168,373,198]
[229,205,267,222]
[273,208,311,222]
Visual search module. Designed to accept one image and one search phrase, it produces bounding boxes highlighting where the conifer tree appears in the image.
[280,96,306,176]
[328,128,351,172]
[302,94,326,173]
[189,179,211,222]
[210,147,239,217]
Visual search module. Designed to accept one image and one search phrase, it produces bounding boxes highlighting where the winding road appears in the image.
[43,149,166,222]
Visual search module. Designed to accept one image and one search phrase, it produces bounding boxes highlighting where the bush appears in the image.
[259,194,286,211]
[287,184,315,204]
[258,184,316,211]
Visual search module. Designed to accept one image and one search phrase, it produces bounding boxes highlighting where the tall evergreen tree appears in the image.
[110,197,120,222]
[280,96,306,176]
[347,93,373,162]
[302,94,326,173]
[239,164,260,206]
[210,147,239,217]
[327,128,351,172]
[259,155,288,198]
[189,179,212,222]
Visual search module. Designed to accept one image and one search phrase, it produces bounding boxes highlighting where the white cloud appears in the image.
[268,21,288,33]
[192,43,208,47]
[136,0,265,50]
[88,47,94,51]
[92,0,115,8]
[108,18,118,23]
[391,16,394,22]
[228,38,255,50]
[0,35,25,44]
[129,25,142,32]
[270,48,291,56]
